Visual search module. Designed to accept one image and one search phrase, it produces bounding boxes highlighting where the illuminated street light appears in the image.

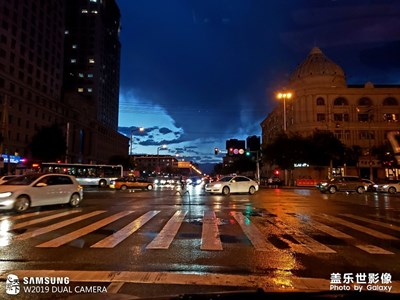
[276,91,293,186]
[130,127,145,155]
[276,92,292,132]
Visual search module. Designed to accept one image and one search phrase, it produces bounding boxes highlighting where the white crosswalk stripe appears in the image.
[231,211,275,251]
[2,209,399,255]
[91,210,160,248]
[320,214,399,240]
[290,214,394,255]
[14,210,106,241]
[201,211,223,251]
[36,211,134,248]
[146,210,187,249]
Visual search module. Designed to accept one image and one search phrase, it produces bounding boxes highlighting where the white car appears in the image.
[0,175,19,185]
[373,181,400,194]
[0,173,83,213]
[205,175,259,195]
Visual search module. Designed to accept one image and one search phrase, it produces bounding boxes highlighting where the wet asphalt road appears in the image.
[0,185,400,298]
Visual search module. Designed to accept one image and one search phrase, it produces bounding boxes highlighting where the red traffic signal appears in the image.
[273,169,280,176]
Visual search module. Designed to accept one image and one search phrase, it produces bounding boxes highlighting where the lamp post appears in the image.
[277,92,292,132]
[130,127,144,155]
[157,144,167,173]
[276,91,293,186]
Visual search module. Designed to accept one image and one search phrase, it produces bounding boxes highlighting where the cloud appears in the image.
[159,127,173,134]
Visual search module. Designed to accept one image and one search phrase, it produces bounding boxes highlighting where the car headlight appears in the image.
[0,192,12,198]
[213,184,221,188]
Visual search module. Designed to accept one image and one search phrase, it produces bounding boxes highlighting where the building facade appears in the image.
[0,0,66,159]
[261,47,400,180]
[63,0,128,163]
[0,0,128,170]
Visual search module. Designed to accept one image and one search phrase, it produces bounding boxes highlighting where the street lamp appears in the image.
[130,127,144,155]
[276,91,293,186]
[157,144,167,173]
[276,92,292,132]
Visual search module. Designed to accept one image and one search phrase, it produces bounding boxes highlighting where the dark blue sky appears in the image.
[116,0,400,165]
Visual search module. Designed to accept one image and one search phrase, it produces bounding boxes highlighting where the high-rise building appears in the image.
[0,0,66,159]
[63,0,121,130]
[0,0,128,170]
[62,0,127,164]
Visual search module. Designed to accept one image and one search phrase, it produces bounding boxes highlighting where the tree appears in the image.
[30,124,67,162]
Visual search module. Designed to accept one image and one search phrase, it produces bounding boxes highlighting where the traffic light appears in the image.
[214,148,219,155]
[245,150,251,156]
[274,169,280,176]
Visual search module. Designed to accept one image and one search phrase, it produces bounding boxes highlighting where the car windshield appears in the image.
[2,174,42,185]
[218,176,233,182]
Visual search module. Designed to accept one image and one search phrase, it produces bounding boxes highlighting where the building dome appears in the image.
[289,47,346,88]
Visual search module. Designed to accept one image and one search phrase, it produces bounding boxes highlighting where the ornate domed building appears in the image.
[261,47,400,180]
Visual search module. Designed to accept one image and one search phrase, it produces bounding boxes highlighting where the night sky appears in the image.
[116,0,400,168]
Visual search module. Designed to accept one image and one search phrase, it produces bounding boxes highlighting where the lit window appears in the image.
[81,9,88,13]
[78,88,84,93]
[87,88,93,93]
[87,73,93,78]
[78,73,84,77]
[72,44,77,49]
[70,59,76,63]
[89,58,95,64]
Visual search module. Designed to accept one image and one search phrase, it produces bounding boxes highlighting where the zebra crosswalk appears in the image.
[1,208,399,255]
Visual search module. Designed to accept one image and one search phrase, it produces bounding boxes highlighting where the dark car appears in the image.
[316,176,366,194]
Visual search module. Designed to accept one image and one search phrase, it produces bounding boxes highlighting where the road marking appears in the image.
[0,209,61,221]
[36,211,133,248]
[355,244,394,255]
[3,269,400,293]
[91,210,160,248]
[107,282,124,293]
[11,210,82,230]
[14,211,106,240]
[320,214,398,240]
[146,210,187,249]
[230,211,275,251]
[295,215,394,255]
[266,214,336,254]
[340,213,400,232]
[306,219,353,239]
[369,214,400,223]
[201,211,223,251]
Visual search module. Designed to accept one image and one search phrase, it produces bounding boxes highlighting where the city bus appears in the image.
[40,162,124,187]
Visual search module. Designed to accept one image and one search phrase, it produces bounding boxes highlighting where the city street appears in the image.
[1,186,400,298]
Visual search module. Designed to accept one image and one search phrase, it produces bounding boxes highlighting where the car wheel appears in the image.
[120,185,127,191]
[147,184,153,191]
[388,187,397,194]
[99,179,107,188]
[356,186,365,194]
[328,186,337,194]
[69,193,81,207]
[249,186,256,195]
[222,186,230,195]
[14,196,30,212]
